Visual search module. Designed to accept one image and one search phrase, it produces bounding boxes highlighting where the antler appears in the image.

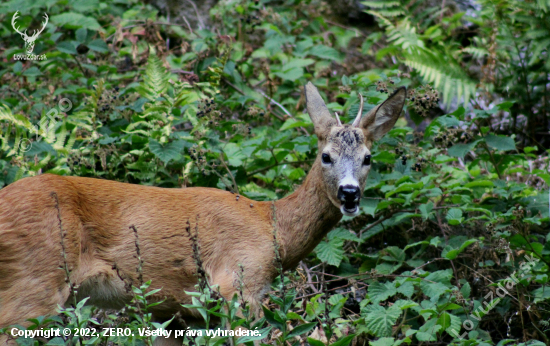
[29,13,49,39]
[334,112,342,126]
[11,11,26,37]
[351,94,364,127]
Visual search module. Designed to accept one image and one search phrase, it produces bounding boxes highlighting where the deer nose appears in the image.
[337,185,360,202]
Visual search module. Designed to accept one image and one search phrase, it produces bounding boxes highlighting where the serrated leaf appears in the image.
[446,208,463,225]
[368,281,397,304]
[51,12,102,31]
[460,282,471,299]
[419,202,433,220]
[364,305,402,337]
[447,142,476,159]
[149,139,185,163]
[308,45,343,62]
[397,282,415,298]
[88,39,109,53]
[315,238,344,266]
[484,135,516,152]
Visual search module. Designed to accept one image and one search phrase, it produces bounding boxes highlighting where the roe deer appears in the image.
[0,82,405,344]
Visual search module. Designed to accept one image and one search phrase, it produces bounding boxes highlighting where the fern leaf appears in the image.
[138,53,169,101]
[404,47,477,105]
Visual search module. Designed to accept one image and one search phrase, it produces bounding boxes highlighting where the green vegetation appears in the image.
[0,0,548,345]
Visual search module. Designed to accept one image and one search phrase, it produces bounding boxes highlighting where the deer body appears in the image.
[0,83,405,342]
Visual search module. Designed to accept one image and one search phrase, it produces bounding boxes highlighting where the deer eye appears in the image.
[363,155,371,166]
[321,153,332,164]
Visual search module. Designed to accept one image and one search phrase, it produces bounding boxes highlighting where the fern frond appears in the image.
[365,11,394,28]
[361,1,400,8]
[462,47,489,59]
[387,19,425,49]
[404,47,477,105]
[138,53,169,101]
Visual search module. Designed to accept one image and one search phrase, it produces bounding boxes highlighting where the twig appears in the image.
[52,192,78,308]
[184,0,205,29]
[222,78,309,135]
[219,152,239,194]
[254,88,292,118]
[181,15,194,34]
[130,225,144,285]
[300,262,319,294]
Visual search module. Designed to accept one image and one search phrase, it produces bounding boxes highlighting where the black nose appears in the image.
[337,185,360,202]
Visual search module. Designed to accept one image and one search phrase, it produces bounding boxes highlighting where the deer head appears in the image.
[12,11,49,55]
[305,82,406,216]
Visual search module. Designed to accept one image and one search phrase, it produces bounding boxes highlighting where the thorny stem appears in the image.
[271,202,285,298]
[482,142,503,179]
[219,152,239,194]
[129,225,152,346]
[322,265,332,343]
[51,192,78,308]
[130,225,144,286]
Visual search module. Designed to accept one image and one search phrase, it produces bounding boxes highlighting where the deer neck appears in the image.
[273,160,342,270]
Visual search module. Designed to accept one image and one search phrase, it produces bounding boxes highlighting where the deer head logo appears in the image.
[12,11,49,55]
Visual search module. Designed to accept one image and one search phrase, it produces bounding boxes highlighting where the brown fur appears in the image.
[0,83,405,344]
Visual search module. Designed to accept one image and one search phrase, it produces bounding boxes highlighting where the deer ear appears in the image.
[360,87,406,141]
[305,82,336,138]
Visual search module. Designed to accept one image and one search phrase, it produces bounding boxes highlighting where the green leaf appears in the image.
[484,135,516,151]
[236,326,272,344]
[286,322,317,340]
[446,208,463,225]
[419,202,433,220]
[442,239,477,260]
[46,337,67,345]
[263,306,284,330]
[223,142,247,166]
[328,228,361,242]
[149,139,184,163]
[282,58,316,70]
[280,118,310,131]
[308,338,326,346]
[57,41,78,55]
[446,313,462,335]
[448,142,476,158]
[368,281,397,304]
[330,334,356,346]
[464,180,494,188]
[369,337,402,346]
[274,67,304,81]
[308,45,343,62]
[315,238,344,266]
[396,282,415,298]
[437,312,451,330]
[361,198,379,217]
[364,305,402,337]
[88,39,109,53]
[51,12,102,31]
[22,66,42,77]
[419,281,449,302]
[416,318,440,341]
[532,286,550,303]
[76,28,87,43]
